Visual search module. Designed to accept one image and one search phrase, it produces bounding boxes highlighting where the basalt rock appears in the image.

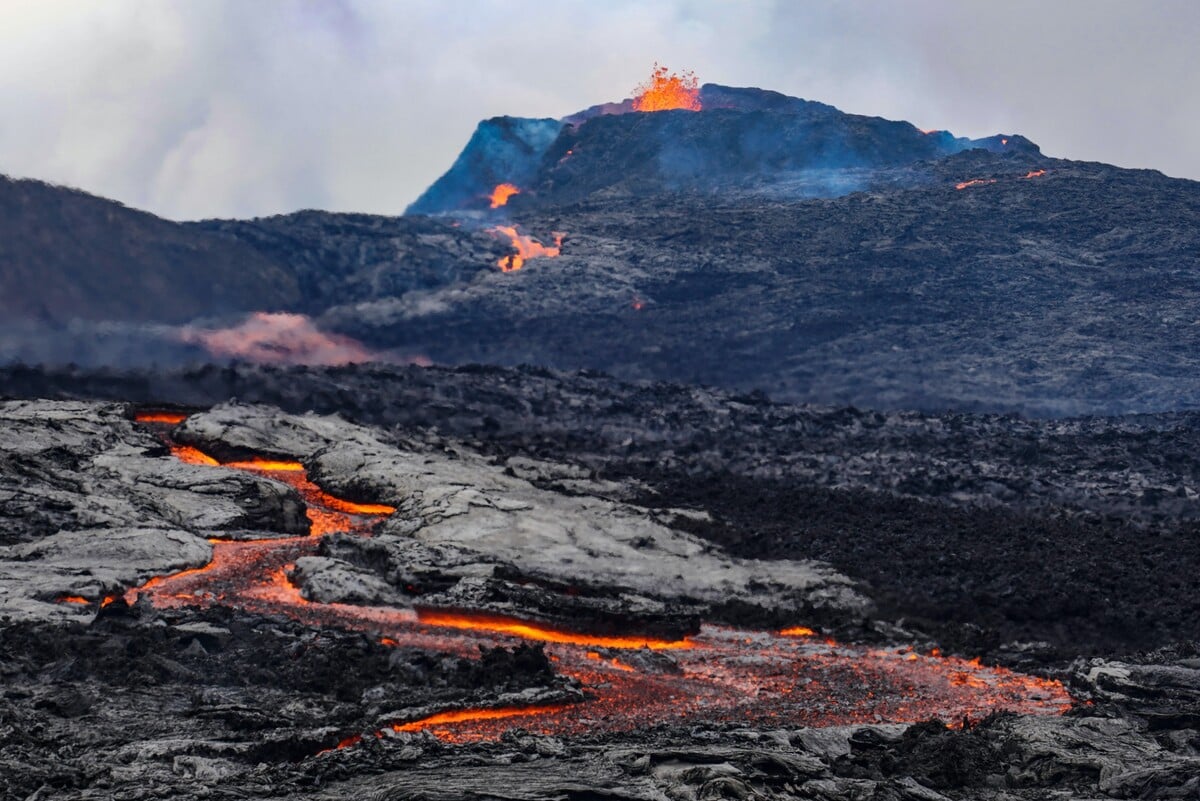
[176,401,869,628]
[8,364,1200,654]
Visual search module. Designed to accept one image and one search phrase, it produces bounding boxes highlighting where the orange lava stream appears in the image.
[418,610,692,650]
[489,183,520,208]
[391,705,572,742]
[115,428,1073,751]
[1025,169,1047,179]
[955,178,998,190]
[491,226,563,272]
[632,64,701,112]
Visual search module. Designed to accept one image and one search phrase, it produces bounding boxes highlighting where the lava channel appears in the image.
[112,422,1072,747]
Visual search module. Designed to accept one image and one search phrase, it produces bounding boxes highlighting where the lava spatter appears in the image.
[124,426,1072,749]
[632,64,701,112]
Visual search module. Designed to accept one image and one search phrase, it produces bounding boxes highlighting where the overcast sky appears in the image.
[1,0,1196,220]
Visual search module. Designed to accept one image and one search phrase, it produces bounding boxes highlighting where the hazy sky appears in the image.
[2,0,1196,220]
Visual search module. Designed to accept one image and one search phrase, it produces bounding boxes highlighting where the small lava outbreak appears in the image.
[632,63,702,112]
[489,183,520,208]
[105,417,1071,752]
[491,225,563,272]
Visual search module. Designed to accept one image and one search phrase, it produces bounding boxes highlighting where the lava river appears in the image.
[119,412,1072,746]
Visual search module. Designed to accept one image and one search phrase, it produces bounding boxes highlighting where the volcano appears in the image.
[4,68,1200,800]
[5,77,1198,416]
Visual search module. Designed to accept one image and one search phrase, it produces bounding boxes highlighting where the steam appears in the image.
[179,312,375,366]
[0,312,429,369]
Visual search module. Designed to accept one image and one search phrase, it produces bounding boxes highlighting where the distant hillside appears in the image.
[0,175,503,325]
[0,175,301,323]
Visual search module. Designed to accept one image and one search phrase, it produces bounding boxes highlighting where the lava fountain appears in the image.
[632,64,701,112]
[110,414,1072,750]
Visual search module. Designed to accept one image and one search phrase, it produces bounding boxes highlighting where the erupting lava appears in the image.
[97,416,1073,752]
[1025,169,1047,179]
[491,225,563,272]
[489,183,520,208]
[632,64,701,112]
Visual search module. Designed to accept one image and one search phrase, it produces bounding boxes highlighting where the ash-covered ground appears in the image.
[2,365,1199,800]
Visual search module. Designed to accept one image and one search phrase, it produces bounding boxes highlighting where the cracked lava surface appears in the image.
[116,412,1072,747]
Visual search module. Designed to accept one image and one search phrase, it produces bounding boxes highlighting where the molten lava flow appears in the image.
[390,705,572,743]
[172,445,219,466]
[123,427,1072,752]
[955,178,998,190]
[632,64,701,112]
[1025,169,1047,179]
[135,412,188,425]
[418,610,693,650]
[780,626,815,637]
[489,183,520,208]
[491,226,563,272]
[225,458,304,472]
[58,596,89,605]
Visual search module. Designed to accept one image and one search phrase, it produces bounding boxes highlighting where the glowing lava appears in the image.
[489,183,520,208]
[118,424,1073,752]
[780,626,816,637]
[956,178,998,190]
[491,226,563,272]
[632,64,701,112]
[418,610,692,650]
[391,705,572,742]
[135,412,188,425]
[1025,169,1047,179]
